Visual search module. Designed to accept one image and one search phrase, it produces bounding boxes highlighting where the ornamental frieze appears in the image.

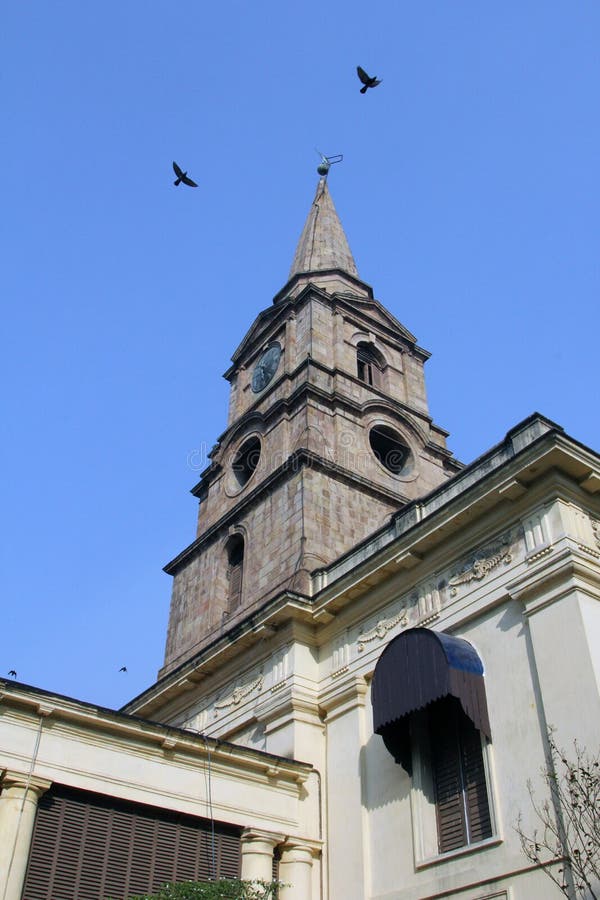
[357,607,408,652]
[214,675,264,715]
[448,540,514,597]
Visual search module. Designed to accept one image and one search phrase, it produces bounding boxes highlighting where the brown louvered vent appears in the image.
[21,785,241,900]
[272,845,281,897]
[227,535,244,612]
[229,559,243,610]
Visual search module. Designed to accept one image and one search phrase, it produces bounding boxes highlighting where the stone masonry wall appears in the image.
[162,473,305,675]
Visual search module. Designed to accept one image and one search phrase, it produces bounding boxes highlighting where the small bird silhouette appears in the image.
[356,66,381,94]
[119,666,127,673]
[172,162,198,188]
[8,670,17,678]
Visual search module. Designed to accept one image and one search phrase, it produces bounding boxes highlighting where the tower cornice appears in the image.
[225,282,423,382]
[166,448,412,577]
[273,269,374,305]
[191,364,458,498]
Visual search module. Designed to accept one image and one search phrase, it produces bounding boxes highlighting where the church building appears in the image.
[1,177,600,900]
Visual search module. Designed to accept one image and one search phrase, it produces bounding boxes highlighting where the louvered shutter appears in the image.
[272,845,281,896]
[429,699,492,854]
[229,559,243,609]
[430,703,467,853]
[21,788,61,899]
[461,719,492,844]
[21,785,241,900]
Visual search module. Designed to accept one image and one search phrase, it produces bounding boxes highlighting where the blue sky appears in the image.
[2,1,599,710]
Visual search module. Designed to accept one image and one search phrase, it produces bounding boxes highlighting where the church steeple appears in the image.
[289,178,358,279]
[159,174,461,678]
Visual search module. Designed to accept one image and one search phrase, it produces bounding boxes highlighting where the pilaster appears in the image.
[320,676,371,900]
[508,549,600,749]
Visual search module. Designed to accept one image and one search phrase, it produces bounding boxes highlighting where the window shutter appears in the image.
[461,722,492,844]
[218,829,243,878]
[357,343,382,387]
[21,785,241,900]
[430,705,467,853]
[229,560,243,609]
[429,699,492,854]
[272,844,281,882]
[22,790,61,899]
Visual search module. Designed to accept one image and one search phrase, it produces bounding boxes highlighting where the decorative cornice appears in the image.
[1,771,52,796]
[279,835,323,859]
[0,680,312,781]
[526,546,554,564]
[241,827,286,848]
[508,547,600,612]
[273,270,373,306]
[331,665,349,679]
[320,676,369,720]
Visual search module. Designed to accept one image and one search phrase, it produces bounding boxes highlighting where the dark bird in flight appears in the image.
[357,66,381,94]
[172,162,198,188]
[119,666,127,673]
[8,670,17,678]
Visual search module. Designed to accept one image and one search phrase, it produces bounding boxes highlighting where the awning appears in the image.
[371,628,491,770]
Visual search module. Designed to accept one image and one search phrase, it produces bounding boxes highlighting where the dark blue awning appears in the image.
[371,628,491,767]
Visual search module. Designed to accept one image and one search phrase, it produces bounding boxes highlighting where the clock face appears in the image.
[251,343,281,393]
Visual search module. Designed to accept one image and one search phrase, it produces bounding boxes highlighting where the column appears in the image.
[278,838,320,900]
[240,828,284,884]
[0,771,51,900]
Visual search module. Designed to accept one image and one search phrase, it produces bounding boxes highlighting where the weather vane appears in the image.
[315,149,343,177]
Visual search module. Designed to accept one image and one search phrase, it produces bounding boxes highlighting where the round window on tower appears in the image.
[232,436,262,488]
[369,425,412,476]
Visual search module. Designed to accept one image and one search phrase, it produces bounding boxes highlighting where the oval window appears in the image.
[369,426,410,475]
[232,436,261,487]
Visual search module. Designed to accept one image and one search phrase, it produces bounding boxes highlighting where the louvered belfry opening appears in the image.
[372,628,493,855]
[356,341,382,387]
[226,535,244,611]
[21,784,241,900]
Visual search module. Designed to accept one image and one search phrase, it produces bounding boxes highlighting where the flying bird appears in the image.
[119,666,127,673]
[172,162,198,188]
[8,670,17,678]
[356,66,381,94]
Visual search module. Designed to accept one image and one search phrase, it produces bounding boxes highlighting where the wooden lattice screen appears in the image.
[21,784,241,900]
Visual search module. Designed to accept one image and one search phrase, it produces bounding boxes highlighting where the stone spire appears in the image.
[289,178,359,279]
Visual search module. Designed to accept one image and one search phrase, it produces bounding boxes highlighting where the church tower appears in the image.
[161,178,460,677]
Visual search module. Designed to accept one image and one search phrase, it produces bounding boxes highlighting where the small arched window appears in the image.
[357,342,383,387]
[226,535,244,611]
